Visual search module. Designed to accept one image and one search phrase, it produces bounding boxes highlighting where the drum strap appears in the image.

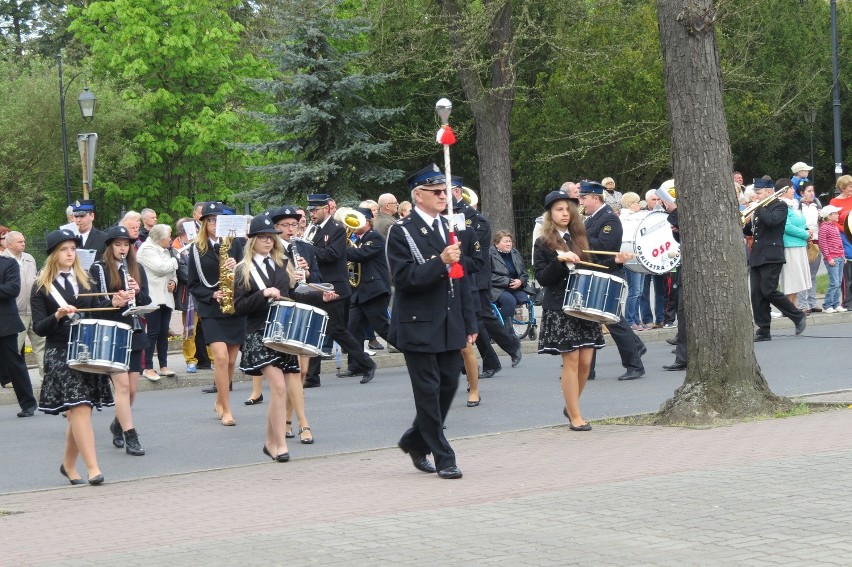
[249,265,267,292]
[49,286,70,309]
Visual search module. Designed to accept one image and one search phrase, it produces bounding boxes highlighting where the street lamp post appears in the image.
[57,52,97,206]
[831,0,843,185]
[804,109,817,183]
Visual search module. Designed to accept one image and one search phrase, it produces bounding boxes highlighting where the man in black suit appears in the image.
[580,181,646,381]
[389,164,478,480]
[339,207,393,383]
[72,199,107,262]
[744,177,806,341]
[449,180,521,376]
[0,255,38,417]
[271,206,322,285]
[303,194,376,387]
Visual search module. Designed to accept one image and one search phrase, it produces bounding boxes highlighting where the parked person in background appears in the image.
[3,231,46,382]
[777,179,811,306]
[829,175,852,309]
[399,201,412,218]
[601,177,623,214]
[489,230,534,328]
[639,190,667,329]
[139,208,157,243]
[137,224,179,381]
[373,193,400,238]
[619,192,647,330]
[818,205,846,313]
[797,182,822,313]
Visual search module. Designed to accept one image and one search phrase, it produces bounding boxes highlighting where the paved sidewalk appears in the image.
[2,408,851,566]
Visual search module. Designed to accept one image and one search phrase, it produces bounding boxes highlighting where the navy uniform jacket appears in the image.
[308,218,351,299]
[386,213,477,353]
[743,200,787,267]
[80,228,107,262]
[30,278,109,347]
[346,228,390,304]
[89,261,153,351]
[533,237,574,312]
[187,238,247,319]
[584,204,624,273]
[0,256,25,338]
[453,203,489,291]
[234,258,290,333]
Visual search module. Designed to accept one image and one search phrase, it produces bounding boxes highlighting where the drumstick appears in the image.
[73,307,121,312]
[576,260,609,270]
[75,292,121,297]
[582,250,622,256]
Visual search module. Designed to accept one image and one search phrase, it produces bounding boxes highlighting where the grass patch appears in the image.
[817,273,828,295]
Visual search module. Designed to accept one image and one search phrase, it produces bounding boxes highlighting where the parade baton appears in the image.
[436,98,463,281]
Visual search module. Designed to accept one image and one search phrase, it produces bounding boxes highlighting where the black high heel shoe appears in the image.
[563,407,592,431]
[59,464,86,485]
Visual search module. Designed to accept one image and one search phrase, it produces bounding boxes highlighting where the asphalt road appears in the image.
[3,322,851,494]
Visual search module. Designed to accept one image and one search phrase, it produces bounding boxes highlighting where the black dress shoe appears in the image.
[337,369,362,378]
[754,334,771,342]
[88,473,105,486]
[195,363,212,370]
[617,369,645,381]
[511,350,522,368]
[245,394,263,405]
[665,337,677,345]
[368,339,384,350]
[60,464,86,485]
[437,465,463,479]
[110,417,125,448]
[359,366,376,384]
[480,367,500,379]
[466,397,481,407]
[202,382,233,394]
[303,378,321,388]
[569,423,592,431]
[795,315,807,335]
[663,362,687,371]
[17,406,36,418]
[399,443,436,473]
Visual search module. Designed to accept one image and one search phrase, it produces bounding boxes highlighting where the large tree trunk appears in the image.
[438,0,516,235]
[655,0,789,424]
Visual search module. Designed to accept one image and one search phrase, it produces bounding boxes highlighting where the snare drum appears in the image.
[621,210,681,274]
[562,269,627,324]
[262,300,329,357]
[67,319,133,374]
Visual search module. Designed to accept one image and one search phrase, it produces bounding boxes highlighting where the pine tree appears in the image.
[241,0,403,204]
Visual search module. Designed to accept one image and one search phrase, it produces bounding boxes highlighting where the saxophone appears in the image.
[219,233,236,314]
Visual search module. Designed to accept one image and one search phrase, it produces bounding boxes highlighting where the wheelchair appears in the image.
[490,298,537,340]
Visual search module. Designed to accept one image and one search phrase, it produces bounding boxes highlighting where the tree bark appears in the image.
[654,0,789,424]
[438,0,516,235]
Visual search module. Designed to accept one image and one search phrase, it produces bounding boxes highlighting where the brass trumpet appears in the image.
[740,186,788,225]
[334,207,367,288]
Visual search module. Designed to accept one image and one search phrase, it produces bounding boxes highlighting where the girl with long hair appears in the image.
[533,191,605,431]
[32,230,114,485]
[89,226,152,455]
[187,203,246,426]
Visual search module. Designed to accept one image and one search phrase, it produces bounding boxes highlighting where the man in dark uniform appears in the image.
[661,195,687,371]
[338,207,393,383]
[271,206,322,286]
[72,199,107,262]
[743,178,807,341]
[579,180,646,380]
[389,164,478,479]
[449,178,521,376]
[303,194,376,387]
[0,253,38,417]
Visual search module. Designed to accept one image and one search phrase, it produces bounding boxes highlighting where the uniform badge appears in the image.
[603,225,612,234]
[474,241,481,251]
[465,218,472,227]
[420,227,428,235]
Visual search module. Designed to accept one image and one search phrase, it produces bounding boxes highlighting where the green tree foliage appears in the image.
[240,0,403,206]
[70,0,268,219]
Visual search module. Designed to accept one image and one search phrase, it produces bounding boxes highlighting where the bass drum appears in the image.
[621,210,681,274]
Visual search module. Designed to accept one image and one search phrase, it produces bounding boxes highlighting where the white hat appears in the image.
[821,204,842,218]
[791,161,814,174]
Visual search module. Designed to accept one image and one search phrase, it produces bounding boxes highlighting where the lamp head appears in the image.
[436,98,452,124]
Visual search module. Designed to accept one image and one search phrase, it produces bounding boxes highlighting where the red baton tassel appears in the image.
[436,125,456,145]
[448,231,464,279]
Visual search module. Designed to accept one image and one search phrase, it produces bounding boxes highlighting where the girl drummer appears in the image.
[188,202,247,426]
[89,225,153,456]
[533,190,605,431]
[233,215,301,461]
[31,229,114,485]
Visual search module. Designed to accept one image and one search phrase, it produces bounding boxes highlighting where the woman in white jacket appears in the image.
[137,224,179,381]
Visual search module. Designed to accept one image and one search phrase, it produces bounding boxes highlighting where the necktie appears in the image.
[563,233,572,248]
[263,257,274,280]
[60,272,74,298]
[433,219,445,244]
